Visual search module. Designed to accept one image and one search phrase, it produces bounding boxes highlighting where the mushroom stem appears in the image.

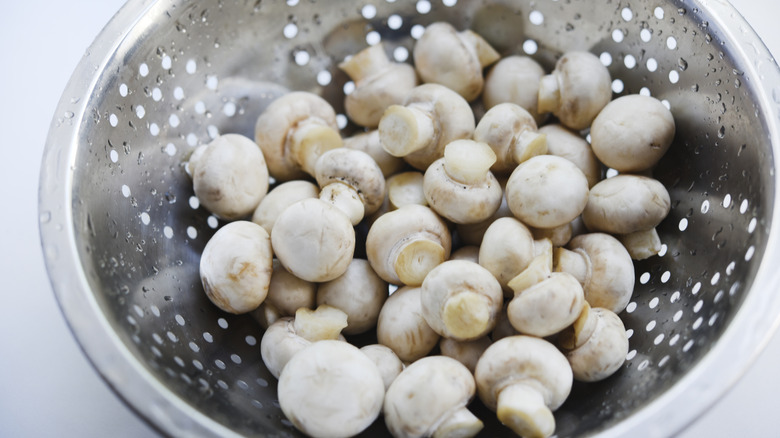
[459,30,501,68]
[319,182,365,225]
[292,305,348,342]
[554,247,590,285]
[433,406,485,438]
[442,293,492,341]
[443,140,497,185]
[289,121,343,176]
[507,253,552,295]
[537,74,561,115]
[619,228,662,260]
[496,382,556,438]
[512,131,548,165]
[380,104,437,157]
[557,302,598,350]
[393,238,446,286]
[339,44,391,82]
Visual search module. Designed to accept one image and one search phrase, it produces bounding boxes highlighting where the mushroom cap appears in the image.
[260,317,310,379]
[263,259,317,316]
[473,103,544,174]
[590,94,676,172]
[507,272,585,337]
[567,233,635,314]
[478,217,535,293]
[564,307,628,382]
[360,344,405,390]
[343,129,406,178]
[538,123,603,188]
[582,174,671,235]
[440,336,492,374]
[199,221,273,314]
[413,22,486,102]
[376,286,441,362]
[543,51,612,130]
[483,56,547,124]
[423,156,503,225]
[254,91,339,181]
[505,155,590,229]
[191,134,269,220]
[315,148,386,216]
[456,195,513,247]
[271,198,355,283]
[278,340,385,438]
[384,356,478,438]
[450,245,481,263]
[251,180,319,234]
[475,335,573,412]
[317,259,389,335]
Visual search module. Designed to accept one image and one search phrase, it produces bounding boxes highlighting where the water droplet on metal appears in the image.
[718,126,726,138]
[678,58,688,71]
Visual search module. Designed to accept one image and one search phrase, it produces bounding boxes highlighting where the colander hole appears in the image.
[612,79,625,93]
[237,380,250,391]
[187,133,198,146]
[110,114,119,127]
[387,14,403,30]
[654,334,665,345]
[169,114,180,128]
[416,0,431,14]
[637,359,649,371]
[701,199,710,213]
[612,29,624,43]
[693,300,703,313]
[151,346,163,358]
[709,313,719,326]
[626,302,637,313]
[161,55,172,70]
[649,297,659,309]
[366,31,381,46]
[621,7,633,21]
[624,54,636,69]
[410,24,425,39]
[599,52,612,66]
[647,57,658,72]
[683,339,694,352]
[175,314,186,326]
[152,87,162,101]
[218,318,229,329]
[189,196,200,209]
[661,271,671,283]
[222,102,237,117]
[208,125,220,139]
[666,36,677,50]
[173,86,184,100]
[748,217,757,233]
[217,380,229,390]
[692,316,703,330]
[745,245,755,261]
[150,123,160,136]
[119,83,128,97]
[181,374,193,385]
[669,333,680,345]
[286,0,299,6]
[361,4,377,19]
[443,0,457,6]
[645,320,656,331]
[678,218,688,231]
[626,329,634,339]
[673,310,683,322]
[726,261,736,275]
[640,28,652,42]
[654,6,665,19]
[711,272,720,285]
[343,81,355,95]
[215,359,227,370]
[122,185,131,198]
[692,282,701,294]
[713,290,724,303]
[529,10,544,25]
[195,101,206,114]
[140,212,150,225]
[626,350,637,360]
[174,356,185,367]
[522,40,538,55]
[658,244,668,256]
[658,355,670,367]
[740,199,749,214]
[671,291,681,303]
[251,400,264,409]
[139,63,149,77]
[337,114,348,129]
[203,332,214,343]
[669,70,680,84]
[393,46,409,62]
[245,335,257,346]
[639,272,651,284]
[317,70,332,86]
[723,193,732,207]
[294,50,311,65]
[605,168,618,178]
[193,360,204,370]
[207,216,219,229]
[127,315,138,326]
[231,354,242,364]
[189,341,200,352]
[256,378,269,387]
[186,59,197,74]
[164,226,174,239]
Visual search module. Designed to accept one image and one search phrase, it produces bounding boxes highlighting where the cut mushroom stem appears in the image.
[560,307,629,382]
[318,183,365,226]
[292,305,348,342]
[619,227,662,260]
[496,382,555,438]
[387,171,428,210]
[473,103,547,174]
[339,43,391,81]
[380,103,437,158]
[444,139,497,185]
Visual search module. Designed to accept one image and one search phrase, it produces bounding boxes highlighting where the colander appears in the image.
[38,0,780,436]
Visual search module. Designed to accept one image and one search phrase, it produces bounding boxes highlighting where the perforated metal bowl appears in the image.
[39,0,780,436]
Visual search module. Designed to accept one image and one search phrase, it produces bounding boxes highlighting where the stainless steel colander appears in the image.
[38,0,780,436]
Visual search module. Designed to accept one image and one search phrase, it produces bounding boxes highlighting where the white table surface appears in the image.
[1,1,778,437]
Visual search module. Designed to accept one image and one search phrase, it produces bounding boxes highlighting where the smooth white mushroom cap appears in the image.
[507,272,585,338]
[343,129,406,178]
[271,198,355,283]
[478,217,536,295]
[190,134,269,220]
[376,286,441,363]
[384,356,482,438]
[317,258,389,335]
[473,103,548,174]
[564,307,629,382]
[505,155,590,229]
[251,180,319,235]
[590,94,676,172]
[582,175,671,235]
[315,148,387,217]
[483,55,547,125]
[538,123,603,188]
[199,221,273,314]
[250,259,317,328]
[278,340,385,438]
[440,336,492,374]
[360,344,405,390]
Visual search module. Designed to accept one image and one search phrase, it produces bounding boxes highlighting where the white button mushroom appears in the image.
[386,171,428,210]
[482,55,547,125]
[529,222,575,248]
[590,94,676,173]
[188,134,270,220]
[378,83,475,171]
[199,221,273,314]
[339,43,419,128]
[473,103,548,174]
[366,204,452,286]
[271,198,355,283]
[360,344,405,391]
[250,259,316,328]
[412,22,499,102]
[376,286,441,363]
[450,245,481,263]
[384,356,483,438]
[507,271,585,338]
[455,193,512,247]
[251,180,319,235]
[558,306,629,382]
[554,233,635,314]
[582,174,671,235]
[478,217,535,296]
[420,260,503,341]
[316,258,389,335]
[537,51,612,130]
[423,140,503,224]
[254,91,343,181]
[260,304,348,379]
[538,123,603,188]
[278,340,385,438]
[618,227,663,260]
[505,154,590,229]
[314,148,386,226]
[474,335,573,438]
[440,336,492,374]
[343,129,406,178]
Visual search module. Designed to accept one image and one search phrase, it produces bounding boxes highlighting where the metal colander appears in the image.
[38,0,780,436]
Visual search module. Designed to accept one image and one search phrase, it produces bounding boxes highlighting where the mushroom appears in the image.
[558,306,629,382]
[554,233,635,314]
[473,103,548,174]
[339,43,419,128]
[378,83,475,171]
[384,356,483,438]
[537,51,612,130]
[199,221,273,314]
[474,335,573,438]
[491,302,519,342]
[423,139,503,224]
[618,227,663,260]
[250,259,317,328]
[581,174,671,235]
[590,94,676,173]
[456,193,512,247]
[360,344,405,390]
[317,258,389,335]
[440,336,492,374]
[450,245,480,263]
[314,148,386,225]
[366,204,452,286]
[529,222,574,248]
[420,260,503,341]
[538,123,603,188]
[271,198,355,282]
[482,55,547,125]
[506,271,585,338]
[278,340,385,438]
[254,91,343,181]
[413,22,500,102]
[343,129,406,178]
[251,180,319,235]
[376,286,441,363]
[189,134,270,220]
[386,171,427,210]
[260,305,348,378]
[478,217,535,296]
[505,154,590,229]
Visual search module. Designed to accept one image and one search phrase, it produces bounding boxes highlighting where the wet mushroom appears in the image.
[483,55,547,125]
[376,286,441,363]
[317,258,389,335]
[473,103,548,174]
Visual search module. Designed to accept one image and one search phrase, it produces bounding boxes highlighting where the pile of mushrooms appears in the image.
[185,18,676,438]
